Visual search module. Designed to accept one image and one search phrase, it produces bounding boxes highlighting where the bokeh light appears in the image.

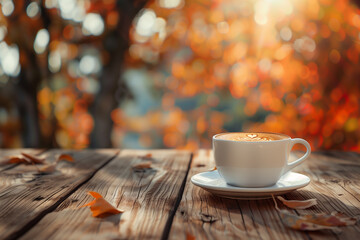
[34,29,50,54]
[0,42,20,77]
[82,13,104,36]
[26,2,40,18]
[1,0,14,17]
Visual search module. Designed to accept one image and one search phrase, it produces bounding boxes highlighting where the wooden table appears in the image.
[0,149,359,240]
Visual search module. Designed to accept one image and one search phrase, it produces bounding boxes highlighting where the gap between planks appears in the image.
[5,149,120,240]
[161,152,194,240]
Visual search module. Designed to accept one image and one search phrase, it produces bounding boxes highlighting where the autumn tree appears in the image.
[0,0,146,148]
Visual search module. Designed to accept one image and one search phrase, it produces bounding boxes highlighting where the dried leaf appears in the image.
[57,154,75,163]
[21,152,45,164]
[132,161,152,169]
[278,209,342,233]
[302,211,359,227]
[1,153,44,165]
[5,156,32,164]
[277,196,317,209]
[81,191,124,218]
[186,233,196,240]
[272,195,359,233]
[209,166,217,171]
[38,163,57,173]
[138,153,153,160]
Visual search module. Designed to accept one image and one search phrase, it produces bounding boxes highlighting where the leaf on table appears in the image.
[81,191,124,218]
[57,154,75,163]
[303,211,359,227]
[1,154,42,165]
[277,196,317,209]
[278,209,342,233]
[4,156,32,164]
[21,152,45,164]
[272,195,359,233]
[132,161,152,169]
[8,156,27,164]
[209,166,217,171]
[186,233,196,240]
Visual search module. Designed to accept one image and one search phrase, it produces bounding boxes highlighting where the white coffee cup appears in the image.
[213,132,311,188]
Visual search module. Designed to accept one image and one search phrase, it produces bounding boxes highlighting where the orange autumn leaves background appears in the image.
[0,0,359,151]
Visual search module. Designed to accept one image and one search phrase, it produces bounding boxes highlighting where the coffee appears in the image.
[215,132,288,142]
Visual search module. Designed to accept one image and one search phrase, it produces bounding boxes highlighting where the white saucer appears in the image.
[191,170,310,200]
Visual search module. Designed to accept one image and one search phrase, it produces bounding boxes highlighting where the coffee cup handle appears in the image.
[284,138,311,174]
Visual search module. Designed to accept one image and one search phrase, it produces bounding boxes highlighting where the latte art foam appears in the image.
[230,134,274,142]
[215,132,288,142]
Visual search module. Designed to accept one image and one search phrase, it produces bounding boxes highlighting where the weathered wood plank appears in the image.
[20,149,192,240]
[0,149,119,240]
[1,149,359,240]
[169,150,360,240]
[289,151,360,240]
[0,149,44,172]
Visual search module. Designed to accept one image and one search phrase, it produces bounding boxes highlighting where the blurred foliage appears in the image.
[117,0,360,151]
[0,0,143,148]
[0,0,359,151]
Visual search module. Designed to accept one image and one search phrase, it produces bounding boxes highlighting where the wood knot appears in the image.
[200,213,218,223]
[195,164,206,168]
[33,196,44,201]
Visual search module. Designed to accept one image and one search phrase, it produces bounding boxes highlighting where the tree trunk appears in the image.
[16,51,42,147]
[10,3,53,148]
[90,0,147,148]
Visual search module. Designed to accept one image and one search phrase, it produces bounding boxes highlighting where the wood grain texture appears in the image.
[20,149,192,240]
[0,149,359,240]
[0,149,119,240]
[289,151,360,240]
[169,150,360,240]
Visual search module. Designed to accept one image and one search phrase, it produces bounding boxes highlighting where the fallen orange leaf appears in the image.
[186,233,196,240]
[132,161,152,169]
[209,166,217,171]
[1,153,73,172]
[57,154,75,162]
[21,152,45,164]
[6,156,32,164]
[81,191,124,218]
[272,195,359,232]
[278,208,342,232]
[277,196,317,209]
[302,211,358,227]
